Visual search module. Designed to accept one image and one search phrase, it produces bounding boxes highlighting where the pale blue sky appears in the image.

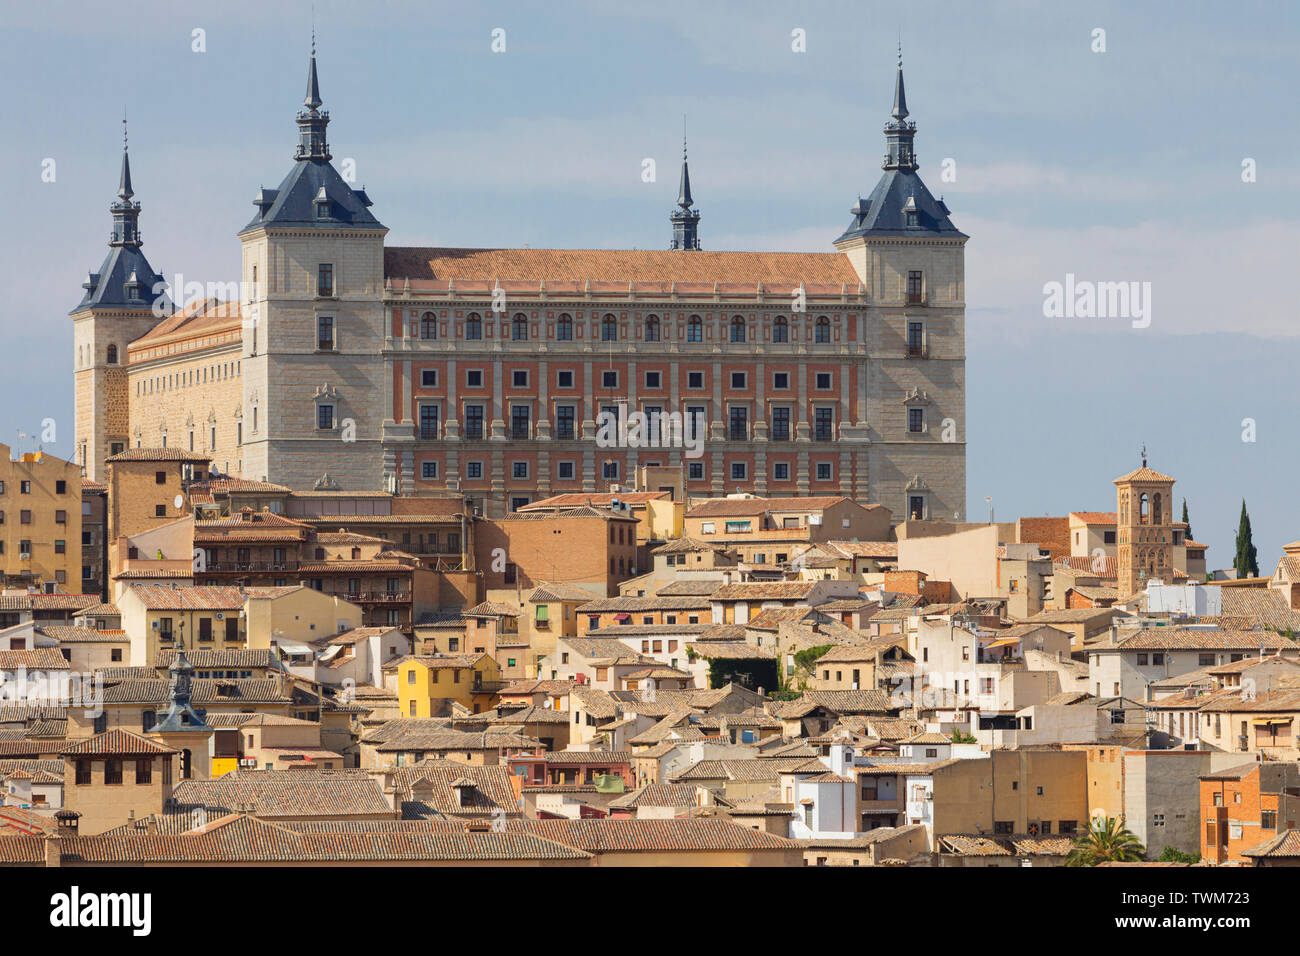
[3,0,1296,569]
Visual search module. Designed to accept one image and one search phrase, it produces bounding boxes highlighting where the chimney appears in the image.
[722,570,732,587]
[43,832,62,868]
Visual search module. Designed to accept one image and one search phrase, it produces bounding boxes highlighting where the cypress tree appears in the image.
[1181,499,1193,541]
[1234,500,1259,579]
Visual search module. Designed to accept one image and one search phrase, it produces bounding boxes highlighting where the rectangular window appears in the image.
[644,371,661,389]
[730,372,746,389]
[422,461,438,479]
[512,370,529,387]
[907,270,923,304]
[814,407,834,441]
[513,461,529,479]
[773,371,789,390]
[511,405,531,440]
[688,462,703,480]
[420,404,440,440]
[555,405,576,440]
[318,263,335,297]
[464,405,484,440]
[421,369,438,387]
[773,462,789,481]
[465,461,483,479]
[730,462,747,480]
[104,759,123,785]
[557,370,574,388]
[317,316,334,350]
[815,372,832,390]
[815,462,832,481]
[770,407,790,442]
[603,460,619,480]
[687,371,704,389]
[135,758,152,784]
[908,408,924,433]
[729,406,748,440]
[466,369,483,388]
[318,404,335,430]
[602,370,618,389]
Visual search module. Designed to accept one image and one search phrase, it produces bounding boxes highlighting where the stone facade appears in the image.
[73,54,968,525]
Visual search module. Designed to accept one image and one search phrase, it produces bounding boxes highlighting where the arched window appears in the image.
[815,316,831,343]
[557,314,573,340]
[1153,493,1163,525]
[466,313,482,340]
[645,315,660,342]
[106,344,118,365]
[602,314,618,342]
[1139,493,1150,525]
[420,311,437,340]
[731,316,746,342]
[513,314,529,341]
[687,315,703,342]
[772,316,788,343]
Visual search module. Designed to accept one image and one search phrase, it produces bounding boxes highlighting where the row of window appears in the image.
[134,360,240,395]
[417,457,844,486]
[394,311,841,344]
[0,480,69,496]
[396,402,930,442]
[416,367,841,393]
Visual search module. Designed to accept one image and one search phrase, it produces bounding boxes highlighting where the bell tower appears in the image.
[1115,449,1176,597]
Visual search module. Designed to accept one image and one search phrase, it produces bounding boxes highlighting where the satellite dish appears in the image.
[174,494,185,510]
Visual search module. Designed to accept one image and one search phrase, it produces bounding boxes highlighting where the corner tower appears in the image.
[669,134,701,250]
[71,124,171,481]
[833,55,968,523]
[237,38,388,489]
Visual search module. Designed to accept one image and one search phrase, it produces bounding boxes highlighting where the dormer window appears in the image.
[313,185,330,219]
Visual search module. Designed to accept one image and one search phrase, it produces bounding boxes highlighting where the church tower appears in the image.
[1115,451,1176,597]
[832,53,968,524]
[237,38,388,489]
[71,124,170,481]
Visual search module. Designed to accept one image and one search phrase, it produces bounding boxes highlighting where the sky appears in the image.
[1,0,1296,570]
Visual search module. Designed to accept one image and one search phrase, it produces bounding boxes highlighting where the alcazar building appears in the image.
[72,48,968,521]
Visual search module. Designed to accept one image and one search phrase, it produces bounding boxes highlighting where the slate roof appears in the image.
[242,158,384,233]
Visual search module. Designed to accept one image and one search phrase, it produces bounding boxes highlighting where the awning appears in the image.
[1252,717,1291,726]
[275,642,314,655]
[985,638,1021,648]
[615,613,631,621]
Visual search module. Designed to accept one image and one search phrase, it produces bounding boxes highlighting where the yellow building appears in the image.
[116,584,246,666]
[0,443,83,592]
[393,653,501,716]
[243,584,363,648]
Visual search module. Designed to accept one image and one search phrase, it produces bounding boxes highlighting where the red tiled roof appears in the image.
[60,729,178,756]
[384,247,860,289]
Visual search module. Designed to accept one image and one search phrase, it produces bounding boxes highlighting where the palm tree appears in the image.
[1066,816,1146,866]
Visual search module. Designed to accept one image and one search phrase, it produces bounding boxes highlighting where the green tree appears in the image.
[1065,816,1146,866]
[1234,499,1259,579]
[1157,845,1200,864]
[1181,499,1192,542]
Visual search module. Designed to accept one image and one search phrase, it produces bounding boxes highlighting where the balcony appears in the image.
[204,562,300,573]
[344,591,410,604]
[419,427,439,441]
[906,344,928,359]
[906,292,926,306]
[511,425,531,441]
[859,799,903,813]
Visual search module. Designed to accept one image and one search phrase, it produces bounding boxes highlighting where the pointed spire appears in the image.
[304,27,322,111]
[891,44,908,121]
[295,30,331,161]
[117,115,134,200]
[670,118,701,250]
[677,121,693,209]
